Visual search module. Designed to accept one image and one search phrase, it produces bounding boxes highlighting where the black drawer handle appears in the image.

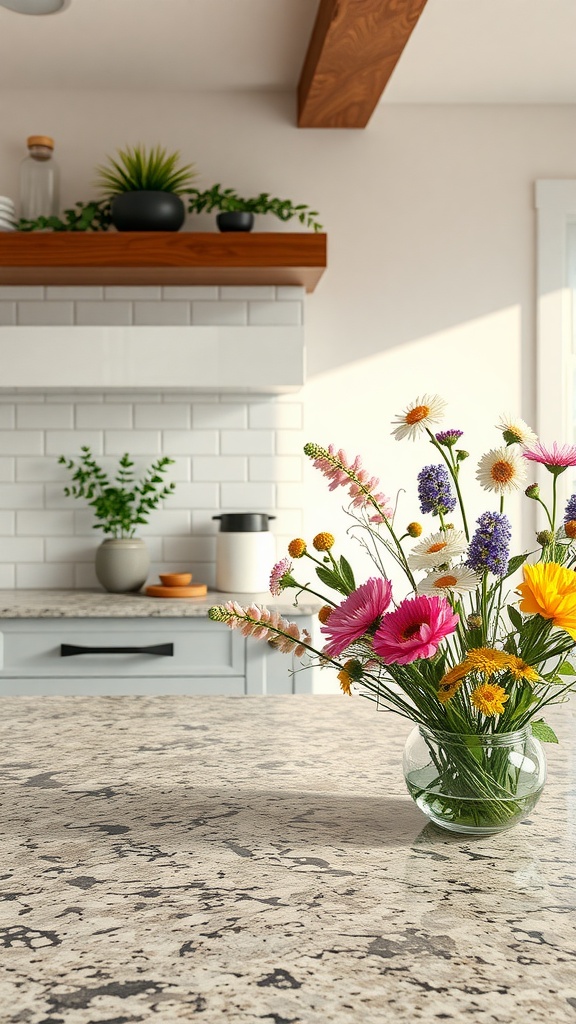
[60,643,174,658]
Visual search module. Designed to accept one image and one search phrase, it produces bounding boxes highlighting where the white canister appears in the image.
[213,513,276,593]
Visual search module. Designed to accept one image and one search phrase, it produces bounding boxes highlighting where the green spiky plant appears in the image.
[95,144,196,197]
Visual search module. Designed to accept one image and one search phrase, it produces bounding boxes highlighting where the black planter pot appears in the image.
[111,191,185,232]
[216,211,254,232]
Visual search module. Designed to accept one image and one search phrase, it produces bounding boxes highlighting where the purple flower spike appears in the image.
[466,511,511,577]
[417,464,457,517]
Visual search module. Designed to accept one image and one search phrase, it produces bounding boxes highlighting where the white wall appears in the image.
[1,92,574,590]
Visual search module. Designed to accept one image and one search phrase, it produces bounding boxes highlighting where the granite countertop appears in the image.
[0,588,321,619]
[0,694,574,1024]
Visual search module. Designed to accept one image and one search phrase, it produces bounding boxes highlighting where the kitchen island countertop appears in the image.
[0,693,575,1023]
[0,588,321,618]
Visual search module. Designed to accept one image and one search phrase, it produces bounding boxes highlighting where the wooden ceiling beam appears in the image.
[298,0,429,129]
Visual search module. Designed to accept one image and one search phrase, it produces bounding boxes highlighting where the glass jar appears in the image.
[402,725,546,835]
[19,135,60,221]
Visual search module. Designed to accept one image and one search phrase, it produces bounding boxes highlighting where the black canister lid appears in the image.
[212,512,275,532]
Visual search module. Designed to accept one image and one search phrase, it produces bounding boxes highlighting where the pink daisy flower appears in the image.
[372,594,459,666]
[321,577,393,657]
[523,441,576,473]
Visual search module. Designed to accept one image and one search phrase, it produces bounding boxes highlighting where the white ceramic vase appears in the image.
[94,538,150,594]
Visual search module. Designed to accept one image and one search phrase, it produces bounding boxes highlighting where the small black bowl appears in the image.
[216,212,254,232]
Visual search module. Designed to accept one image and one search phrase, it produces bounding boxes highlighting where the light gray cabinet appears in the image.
[0,615,313,696]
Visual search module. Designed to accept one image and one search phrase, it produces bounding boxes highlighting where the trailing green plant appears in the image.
[95,144,197,197]
[187,184,322,232]
[17,199,112,233]
[58,446,176,538]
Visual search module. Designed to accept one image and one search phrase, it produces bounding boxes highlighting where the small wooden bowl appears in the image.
[159,572,192,587]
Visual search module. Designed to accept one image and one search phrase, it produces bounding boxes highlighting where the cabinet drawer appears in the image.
[0,618,244,679]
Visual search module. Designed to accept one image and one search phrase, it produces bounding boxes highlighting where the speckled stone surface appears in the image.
[0,695,575,1024]
[0,589,320,619]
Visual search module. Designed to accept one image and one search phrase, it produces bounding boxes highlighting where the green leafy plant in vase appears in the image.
[59,446,176,593]
[187,183,322,233]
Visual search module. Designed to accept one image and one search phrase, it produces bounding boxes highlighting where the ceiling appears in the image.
[1,0,576,104]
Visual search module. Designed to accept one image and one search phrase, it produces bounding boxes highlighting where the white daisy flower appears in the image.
[391,394,447,442]
[496,414,538,448]
[418,564,481,597]
[476,447,526,494]
[408,529,467,570]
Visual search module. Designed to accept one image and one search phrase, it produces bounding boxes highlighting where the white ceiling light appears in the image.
[0,0,70,13]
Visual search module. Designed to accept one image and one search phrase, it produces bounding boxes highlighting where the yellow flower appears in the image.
[313,532,335,552]
[470,682,509,717]
[437,662,469,703]
[407,522,423,538]
[506,656,539,684]
[337,660,354,696]
[464,647,512,676]
[318,604,333,624]
[288,538,306,558]
[516,562,576,639]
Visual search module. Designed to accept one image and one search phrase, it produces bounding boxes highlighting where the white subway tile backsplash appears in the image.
[45,536,97,562]
[162,286,218,300]
[276,431,305,456]
[221,430,274,455]
[0,537,44,561]
[45,431,103,456]
[17,457,67,482]
[163,536,216,562]
[192,403,247,429]
[0,431,43,455]
[0,405,15,428]
[75,301,132,325]
[0,511,15,534]
[0,302,16,325]
[163,430,219,455]
[104,286,162,300]
[134,302,190,326]
[164,482,219,509]
[220,482,275,508]
[17,510,74,536]
[0,286,44,300]
[275,286,306,300]
[192,456,246,482]
[276,482,305,509]
[74,562,100,589]
[104,431,160,455]
[248,301,302,326]
[0,564,15,586]
[220,286,275,300]
[249,456,302,482]
[0,483,43,509]
[0,266,305,587]
[18,301,74,326]
[191,301,247,326]
[76,404,133,429]
[0,457,15,481]
[248,401,302,429]
[134,404,190,429]
[138,509,191,536]
[17,563,74,588]
[17,404,74,429]
[46,286,104,300]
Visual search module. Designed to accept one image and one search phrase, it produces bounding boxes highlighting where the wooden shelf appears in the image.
[0,232,327,292]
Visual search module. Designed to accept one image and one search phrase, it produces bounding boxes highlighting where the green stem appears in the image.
[426,429,470,540]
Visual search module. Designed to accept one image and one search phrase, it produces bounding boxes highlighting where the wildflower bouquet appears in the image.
[209,396,576,833]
